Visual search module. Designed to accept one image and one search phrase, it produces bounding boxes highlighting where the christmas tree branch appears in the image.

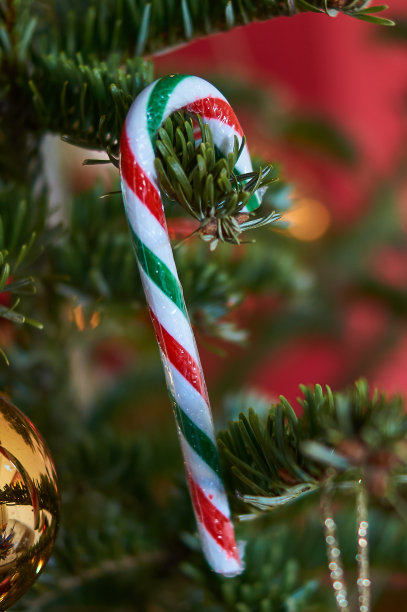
[297,0,394,25]
[47,181,298,345]
[0,0,393,179]
[218,380,407,515]
[155,111,280,250]
[0,249,41,324]
[0,51,153,172]
[0,187,55,346]
[29,54,153,153]
[31,0,395,61]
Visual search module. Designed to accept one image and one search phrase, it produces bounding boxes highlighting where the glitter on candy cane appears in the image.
[119,75,260,576]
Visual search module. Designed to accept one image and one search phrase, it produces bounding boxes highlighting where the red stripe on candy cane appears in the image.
[184,97,244,138]
[187,471,240,561]
[150,309,208,402]
[120,128,166,229]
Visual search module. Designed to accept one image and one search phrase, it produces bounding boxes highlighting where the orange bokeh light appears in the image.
[284,198,330,241]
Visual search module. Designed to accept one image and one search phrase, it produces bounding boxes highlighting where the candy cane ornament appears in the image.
[120,74,260,576]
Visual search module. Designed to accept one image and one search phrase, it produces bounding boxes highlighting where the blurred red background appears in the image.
[154,2,407,405]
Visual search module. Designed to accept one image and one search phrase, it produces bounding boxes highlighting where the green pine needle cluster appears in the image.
[219,381,407,515]
[299,0,394,25]
[27,0,395,60]
[155,112,280,250]
[0,186,55,350]
[29,55,153,154]
[181,531,320,612]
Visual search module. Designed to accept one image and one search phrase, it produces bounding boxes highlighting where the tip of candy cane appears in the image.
[219,540,247,577]
[202,536,246,577]
[211,559,245,578]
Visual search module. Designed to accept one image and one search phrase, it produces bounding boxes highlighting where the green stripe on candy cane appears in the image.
[131,230,188,319]
[147,74,189,147]
[170,392,222,478]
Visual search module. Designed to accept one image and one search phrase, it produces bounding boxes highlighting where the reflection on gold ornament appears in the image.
[0,393,59,610]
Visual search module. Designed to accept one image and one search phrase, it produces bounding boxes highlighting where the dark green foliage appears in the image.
[181,529,320,612]
[1,49,153,172]
[47,181,304,344]
[219,381,407,514]
[29,55,153,154]
[155,111,279,250]
[50,184,143,303]
[0,185,48,253]
[28,0,393,60]
[0,185,56,352]
[0,2,152,180]
[0,0,392,184]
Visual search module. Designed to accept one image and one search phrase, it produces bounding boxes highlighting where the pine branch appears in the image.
[47,179,303,345]
[30,0,395,61]
[181,529,320,611]
[0,186,55,349]
[155,111,280,250]
[0,249,41,326]
[0,0,44,182]
[0,0,393,176]
[0,3,153,171]
[29,54,153,154]
[0,51,153,173]
[297,0,394,25]
[218,380,407,515]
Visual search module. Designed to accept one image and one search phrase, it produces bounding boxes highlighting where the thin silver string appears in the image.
[356,479,370,612]
[321,483,350,612]
[287,0,296,16]
[321,476,371,612]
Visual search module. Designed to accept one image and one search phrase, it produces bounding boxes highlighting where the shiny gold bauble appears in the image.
[0,393,59,610]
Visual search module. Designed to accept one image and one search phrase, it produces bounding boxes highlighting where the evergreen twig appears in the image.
[0,0,392,179]
[218,380,407,514]
[297,0,394,25]
[0,188,54,346]
[155,112,280,250]
[30,0,395,60]
[29,54,153,155]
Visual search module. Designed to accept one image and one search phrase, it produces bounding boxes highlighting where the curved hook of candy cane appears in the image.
[120,75,258,576]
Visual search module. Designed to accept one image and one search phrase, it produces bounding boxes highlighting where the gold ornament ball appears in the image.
[0,393,59,610]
